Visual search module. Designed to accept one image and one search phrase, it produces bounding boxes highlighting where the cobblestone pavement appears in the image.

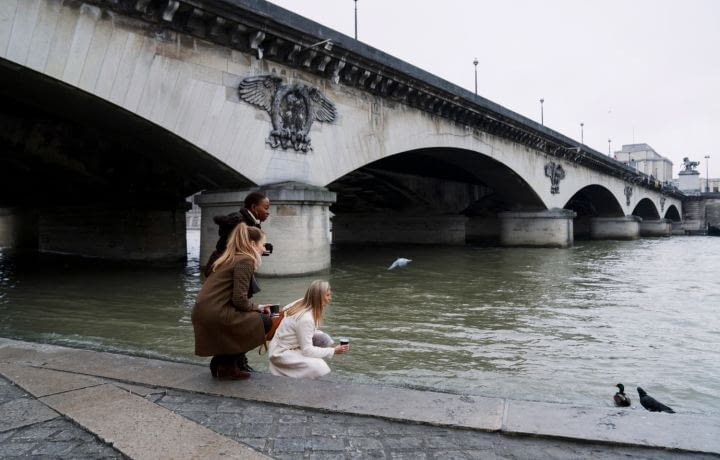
[0,377,124,459]
[155,389,716,460]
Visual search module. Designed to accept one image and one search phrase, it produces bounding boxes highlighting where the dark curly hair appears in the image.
[244,191,267,209]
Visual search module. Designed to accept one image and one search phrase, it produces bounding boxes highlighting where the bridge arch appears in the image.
[0,57,251,261]
[562,185,624,239]
[665,205,681,222]
[632,198,661,220]
[327,147,545,245]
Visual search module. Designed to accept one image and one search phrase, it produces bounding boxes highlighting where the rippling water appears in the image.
[1,231,719,416]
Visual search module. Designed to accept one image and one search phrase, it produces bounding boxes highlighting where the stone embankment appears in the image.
[1,338,718,459]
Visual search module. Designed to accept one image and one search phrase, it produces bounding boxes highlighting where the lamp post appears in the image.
[540,98,544,125]
[705,155,711,192]
[580,122,584,144]
[473,58,478,95]
[608,139,612,157]
[354,0,358,40]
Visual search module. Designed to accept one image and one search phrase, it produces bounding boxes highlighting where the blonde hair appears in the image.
[212,223,264,271]
[285,280,330,327]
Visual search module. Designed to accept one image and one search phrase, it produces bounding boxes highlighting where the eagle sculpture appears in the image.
[238,75,337,152]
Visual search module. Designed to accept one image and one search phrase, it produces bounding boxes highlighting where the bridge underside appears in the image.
[328,148,546,246]
[0,59,251,261]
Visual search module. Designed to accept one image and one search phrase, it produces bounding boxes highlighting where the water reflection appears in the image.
[1,232,719,416]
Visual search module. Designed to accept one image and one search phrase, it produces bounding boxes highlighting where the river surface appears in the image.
[1,231,719,416]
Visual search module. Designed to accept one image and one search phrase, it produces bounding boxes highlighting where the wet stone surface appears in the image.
[156,390,715,460]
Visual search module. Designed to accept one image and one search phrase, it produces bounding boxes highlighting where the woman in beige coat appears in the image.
[268,281,349,379]
[192,223,272,380]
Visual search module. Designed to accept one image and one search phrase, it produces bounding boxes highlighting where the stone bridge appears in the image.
[0,0,684,275]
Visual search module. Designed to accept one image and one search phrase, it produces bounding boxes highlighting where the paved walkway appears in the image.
[1,338,718,459]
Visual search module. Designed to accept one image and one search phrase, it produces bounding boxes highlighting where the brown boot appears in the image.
[216,362,250,380]
[210,356,220,378]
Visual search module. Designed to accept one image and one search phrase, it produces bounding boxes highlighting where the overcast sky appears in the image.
[268,0,720,179]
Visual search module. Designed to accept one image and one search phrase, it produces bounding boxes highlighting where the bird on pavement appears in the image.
[388,257,412,270]
[637,387,675,413]
[613,383,631,407]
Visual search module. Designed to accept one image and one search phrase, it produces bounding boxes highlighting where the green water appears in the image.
[1,231,719,416]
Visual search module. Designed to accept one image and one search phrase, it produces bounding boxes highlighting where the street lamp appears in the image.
[608,139,612,157]
[705,155,710,192]
[354,0,358,40]
[473,58,478,95]
[580,122,584,144]
[540,98,544,125]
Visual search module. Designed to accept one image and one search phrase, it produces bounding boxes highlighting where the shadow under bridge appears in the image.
[327,147,545,246]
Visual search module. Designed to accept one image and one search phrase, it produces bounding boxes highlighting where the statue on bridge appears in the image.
[238,75,337,153]
[681,157,700,172]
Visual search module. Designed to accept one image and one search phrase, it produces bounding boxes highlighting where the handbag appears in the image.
[265,311,284,341]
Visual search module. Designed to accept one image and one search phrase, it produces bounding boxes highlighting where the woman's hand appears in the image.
[257,304,271,315]
[334,344,349,354]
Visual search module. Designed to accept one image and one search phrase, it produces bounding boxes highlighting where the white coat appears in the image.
[268,308,334,379]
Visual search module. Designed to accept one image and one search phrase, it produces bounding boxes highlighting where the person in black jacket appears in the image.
[204,192,272,278]
[203,192,273,373]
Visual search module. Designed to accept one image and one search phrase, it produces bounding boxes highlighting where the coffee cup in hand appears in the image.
[339,338,349,346]
[269,304,280,316]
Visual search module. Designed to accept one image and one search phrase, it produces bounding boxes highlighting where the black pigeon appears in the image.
[637,387,675,413]
[613,383,631,407]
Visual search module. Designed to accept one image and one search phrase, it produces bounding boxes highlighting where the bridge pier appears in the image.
[466,216,500,244]
[196,183,336,277]
[332,214,467,245]
[498,209,576,248]
[0,208,38,249]
[590,216,641,240]
[37,205,187,262]
[639,219,672,237]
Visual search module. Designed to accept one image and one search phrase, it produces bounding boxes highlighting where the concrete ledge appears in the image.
[2,338,719,455]
[504,399,720,454]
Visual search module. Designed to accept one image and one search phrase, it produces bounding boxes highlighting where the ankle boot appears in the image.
[210,356,220,377]
[236,353,254,372]
[216,362,250,380]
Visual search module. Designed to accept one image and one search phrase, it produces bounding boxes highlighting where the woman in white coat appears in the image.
[268,280,348,379]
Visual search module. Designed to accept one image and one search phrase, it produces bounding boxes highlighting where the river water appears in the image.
[1,231,719,416]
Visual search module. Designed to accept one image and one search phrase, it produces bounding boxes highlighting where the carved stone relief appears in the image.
[238,75,337,152]
[544,161,565,194]
[624,186,633,206]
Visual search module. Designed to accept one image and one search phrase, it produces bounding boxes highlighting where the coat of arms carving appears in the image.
[544,161,565,194]
[238,75,337,153]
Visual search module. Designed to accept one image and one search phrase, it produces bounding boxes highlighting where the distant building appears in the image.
[614,144,673,182]
[702,178,720,193]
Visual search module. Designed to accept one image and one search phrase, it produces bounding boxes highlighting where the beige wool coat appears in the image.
[192,255,265,356]
[268,308,334,379]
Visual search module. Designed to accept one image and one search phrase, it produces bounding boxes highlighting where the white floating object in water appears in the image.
[388,257,412,270]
